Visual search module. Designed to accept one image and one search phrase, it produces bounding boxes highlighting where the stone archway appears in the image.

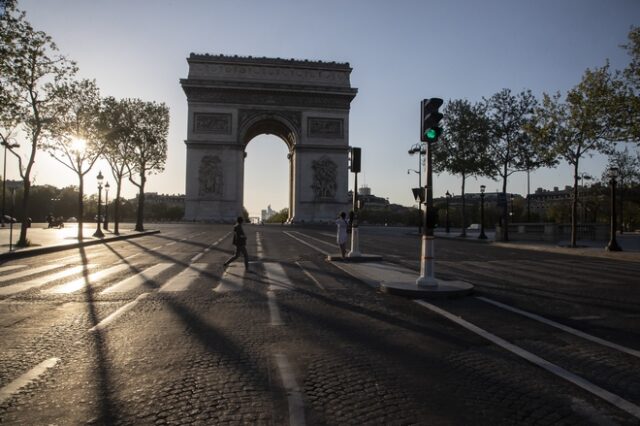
[180,54,358,223]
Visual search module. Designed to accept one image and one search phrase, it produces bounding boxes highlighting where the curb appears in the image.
[0,230,161,261]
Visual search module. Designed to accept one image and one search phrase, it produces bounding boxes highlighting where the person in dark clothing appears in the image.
[223,216,250,270]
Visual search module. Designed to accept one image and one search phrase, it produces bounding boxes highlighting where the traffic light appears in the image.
[421,98,444,142]
[350,147,361,173]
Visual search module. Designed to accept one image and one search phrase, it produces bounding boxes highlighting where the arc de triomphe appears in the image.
[180,54,358,223]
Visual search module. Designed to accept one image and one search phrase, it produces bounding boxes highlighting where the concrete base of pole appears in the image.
[381,279,473,299]
[348,227,361,257]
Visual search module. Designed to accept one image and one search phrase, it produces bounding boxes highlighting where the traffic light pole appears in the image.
[348,170,361,257]
[416,140,437,287]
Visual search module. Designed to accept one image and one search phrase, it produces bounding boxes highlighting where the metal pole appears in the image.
[348,171,361,257]
[526,169,531,222]
[417,149,422,234]
[93,185,104,238]
[416,141,437,287]
[445,193,450,233]
[1,143,7,227]
[479,192,487,239]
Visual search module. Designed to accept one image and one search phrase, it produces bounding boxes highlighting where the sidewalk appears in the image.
[0,222,159,260]
[434,229,640,262]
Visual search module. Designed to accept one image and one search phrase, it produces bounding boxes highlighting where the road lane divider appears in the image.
[283,231,330,256]
[415,299,640,420]
[89,293,150,332]
[476,296,640,359]
[190,232,231,263]
[274,353,306,426]
[0,357,60,404]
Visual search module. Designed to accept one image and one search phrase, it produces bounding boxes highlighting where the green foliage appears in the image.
[265,208,289,223]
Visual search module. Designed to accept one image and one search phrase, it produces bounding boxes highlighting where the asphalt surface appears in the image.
[0,223,638,425]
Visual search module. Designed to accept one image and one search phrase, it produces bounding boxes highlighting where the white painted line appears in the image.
[256,232,264,259]
[274,353,305,426]
[101,263,173,294]
[284,231,329,256]
[150,245,162,251]
[268,291,284,326]
[0,265,27,274]
[0,264,61,283]
[165,241,177,246]
[477,296,640,359]
[0,265,95,296]
[189,232,230,265]
[415,300,640,420]
[90,293,149,332]
[191,253,203,262]
[264,263,294,291]
[296,261,326,291]
[122,253,141,261]
[159,263,207,292]
[0,357,60,404]
[44,264,130,294]
[214,266,245,293]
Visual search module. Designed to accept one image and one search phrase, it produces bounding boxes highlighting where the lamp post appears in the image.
[445,190,451,233]
[479,185,487,240]
[1,140,20,227]
[93,171,105,238]
[408,143,425,234]
[509,193,514,223]
[606,167,621,252]
[103,181,110,230]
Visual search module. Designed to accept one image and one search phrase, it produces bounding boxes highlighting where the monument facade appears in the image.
[180,54,358,222]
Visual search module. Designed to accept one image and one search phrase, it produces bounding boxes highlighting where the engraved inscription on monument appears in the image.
[194,113,232,134]
[198,155,224,197]
[308,117,344,138]
[311,156,337,199]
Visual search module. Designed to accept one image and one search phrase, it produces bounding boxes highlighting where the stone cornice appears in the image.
[188,53,351,71]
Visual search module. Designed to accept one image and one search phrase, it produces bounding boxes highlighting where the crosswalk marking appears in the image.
[263,263,293,291]
[100,263,173,294]
[0,265,27,276]
[0,265,94,296]
[214,264,246,293]
[296,261,345,290]
[159,263,207,292]
[0,264,63,283]
[43,264,130,294]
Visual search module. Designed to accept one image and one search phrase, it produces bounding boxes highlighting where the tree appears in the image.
[44,79,103,239]
[484,89,540,240]
[0,2,77,245]
[603,147,640,233]
[618,26,640,144]
[99,97,138,234]
[127,101,169,231]
[432,99,493,237]
[530,64,620,247]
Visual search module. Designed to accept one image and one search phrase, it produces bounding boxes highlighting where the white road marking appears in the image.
[44,264,130,294]
[0,357,60,404]
[274,353,305,426]
[0,265,95,296]
[165,241,177,246]
[0,264,61,283]
[89,293,150,332]
[264,263,293,291]
[477,296,640,359]
[189,232,231,264]
[100,263,173,294]
[0,265,26,274]
[214,265,246,293]
[150,245,162,251]
[284,231,330,256]
[415,300,640,420]
[191,253,203,262]
[256,232,264,258]
[296,261,345,291]
[268,291,284,326]
[159,263,207,292]
[296,261,326,291]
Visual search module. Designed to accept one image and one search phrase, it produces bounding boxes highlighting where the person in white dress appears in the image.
[335,211,349,258]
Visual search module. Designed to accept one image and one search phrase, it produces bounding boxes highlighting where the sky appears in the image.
[8,0,640,217]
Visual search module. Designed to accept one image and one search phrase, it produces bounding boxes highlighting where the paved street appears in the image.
[0,223,639,425]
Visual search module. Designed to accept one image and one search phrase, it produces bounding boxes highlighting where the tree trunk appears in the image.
[502,167,509,242]
[77,175,84,240]
[570,162,579,248]
[459,175,466,237]
[619,177,624,234]
[114,181,121,235]
[135,172,146,232]
[17,179,31,246]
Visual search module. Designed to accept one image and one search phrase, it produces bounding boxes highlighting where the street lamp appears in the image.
[479,185,487,240]
[103,181,110,230]
[93,171,105,238]
[1,140,20,227]
[408,143,425,234]
[509,193,514,223]
[445,190,451,233]
[606,167,621,252]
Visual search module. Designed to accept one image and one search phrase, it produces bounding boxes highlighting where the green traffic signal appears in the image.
[425,128,437,140]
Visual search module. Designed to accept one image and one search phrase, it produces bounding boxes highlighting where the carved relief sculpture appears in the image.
[194,113,232,134]
[311,156,337,200]
[308,117,344,138]
[198,155,224,197]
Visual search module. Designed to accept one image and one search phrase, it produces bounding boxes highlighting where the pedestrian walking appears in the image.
[223,216,250,270]
[335,211,349,259]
